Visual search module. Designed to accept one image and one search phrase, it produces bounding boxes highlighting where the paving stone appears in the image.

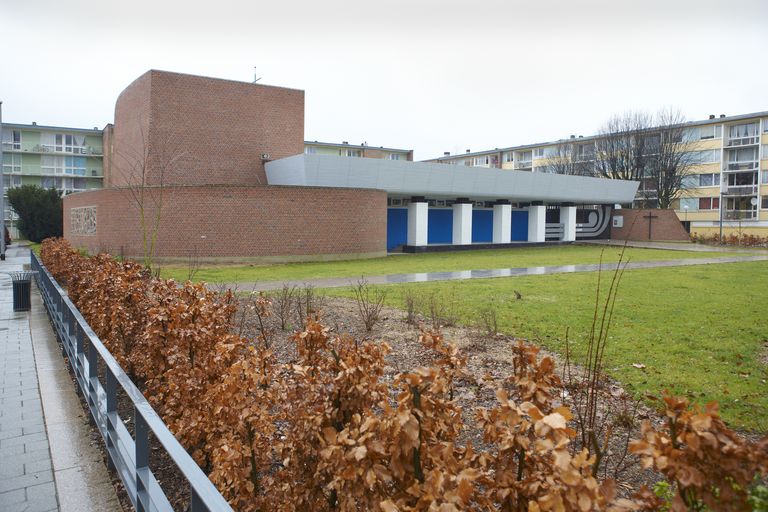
[0,469,54,494]
[0,487,26,507]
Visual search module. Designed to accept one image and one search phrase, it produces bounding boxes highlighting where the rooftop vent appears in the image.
[342,141,349,145]
[719,114,726,118]
[570,135,575,139]
[578,135,584,138]
[709,115,715,119]
[443,152,450,156]
[466,149,471,153]
[32,121,37,125]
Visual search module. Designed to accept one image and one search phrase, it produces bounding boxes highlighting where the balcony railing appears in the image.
[725,161,759,171]
[722,210,757,221]
[32,144,103,156]
[723,184,758,196]
[725,136,759,147]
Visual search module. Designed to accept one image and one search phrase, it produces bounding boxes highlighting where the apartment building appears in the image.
[427,111,768,236]
[304,141,413,161]
[1,122,104,236]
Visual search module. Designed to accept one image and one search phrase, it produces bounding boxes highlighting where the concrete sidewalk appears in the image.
[0,245,121,512]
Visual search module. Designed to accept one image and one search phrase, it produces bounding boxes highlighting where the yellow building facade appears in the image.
[428,112,768,237]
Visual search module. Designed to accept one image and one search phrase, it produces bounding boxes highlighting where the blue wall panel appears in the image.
[511,210,529,241]
[386,208,408,251]
[428,209,453,244]
[472,210,493,243]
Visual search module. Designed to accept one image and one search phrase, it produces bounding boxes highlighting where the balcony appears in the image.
[725,136,759,147]
[723,184,758,196]
[725,160,759,171]
[1,142,22,151]
[32,144,103,156]
[514,161,533,170]
[722,210,757,221]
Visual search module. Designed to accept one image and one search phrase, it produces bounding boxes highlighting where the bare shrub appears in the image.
[402,288,420,325]
[186,245,201,281]
[294,284,324,329]
[478,304,499,336]
[351,278,387,332]
[273,283,296,331]
[426,287,460,329]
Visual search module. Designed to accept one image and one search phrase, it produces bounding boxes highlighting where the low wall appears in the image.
[610,209,690,242]
[63,185,387,262]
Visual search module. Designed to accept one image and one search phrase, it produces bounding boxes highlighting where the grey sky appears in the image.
[2,0,767,160]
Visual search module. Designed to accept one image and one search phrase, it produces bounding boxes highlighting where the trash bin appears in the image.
[9,271,36,312]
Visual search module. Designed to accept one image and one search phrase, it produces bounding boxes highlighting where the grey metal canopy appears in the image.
[265,154,639,204]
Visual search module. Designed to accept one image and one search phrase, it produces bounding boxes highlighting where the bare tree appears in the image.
[595,109,693,208]
[546,140,596,176]
[111,123,188,270]
[646,108,695,209]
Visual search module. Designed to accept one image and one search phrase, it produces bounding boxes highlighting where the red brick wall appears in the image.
[107,70,305,189]
[610,209,690,241]
[63,185,387,260]
[107,72,152,188]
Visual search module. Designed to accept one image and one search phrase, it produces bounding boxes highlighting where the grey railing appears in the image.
[31,252,233,512]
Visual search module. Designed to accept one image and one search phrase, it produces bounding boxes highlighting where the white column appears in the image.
[527,205,546,242]
[452,202,473,245]
[407,201,428,246]
[492,203,512,244]
[560,206,577,242]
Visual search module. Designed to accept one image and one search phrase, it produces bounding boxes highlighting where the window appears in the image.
[763,197,768,209]
[345,149,362,157]
[764,119,768,132]
[533,148,545,159]
[682,175,699,189]
[473,156,489,166]
[729,122,759,139]
[727,147,758,163]
[388,153,400,161]
[2,176,21,189]
[698,125,720,140]
[679,197,698,211]
[698,173,720,187]
[1,129,21,150]
[699,198,712,210]
[504,151,514,162]
[762,145,768,159]
[2,154,21,173]
[690,149,719,164]
[762,170,768,184]
[41,132,86,153]
[304,146,317,155]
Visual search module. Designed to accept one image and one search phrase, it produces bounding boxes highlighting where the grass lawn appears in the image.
[326,260,768,430]
[160,245,735,284]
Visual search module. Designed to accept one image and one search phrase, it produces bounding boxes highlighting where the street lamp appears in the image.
[719,180,727,244]
[682,204,689,233]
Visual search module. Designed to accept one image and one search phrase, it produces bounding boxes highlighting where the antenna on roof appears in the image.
[252,67,262,83]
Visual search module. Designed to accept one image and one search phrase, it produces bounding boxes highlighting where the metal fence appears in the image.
[31,252,233,512]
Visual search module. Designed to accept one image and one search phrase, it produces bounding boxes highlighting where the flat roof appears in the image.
[266,154,639,204]
[305,141,413,153]
[427,109,768,162]
[1,122,103,134]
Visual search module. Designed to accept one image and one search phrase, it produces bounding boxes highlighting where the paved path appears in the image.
[581,239,768,254]
[225,254,768,291]
[224,254,768,292]
[0,245,121,512]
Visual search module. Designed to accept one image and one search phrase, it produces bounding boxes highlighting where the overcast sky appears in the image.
[2,0,767,160]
